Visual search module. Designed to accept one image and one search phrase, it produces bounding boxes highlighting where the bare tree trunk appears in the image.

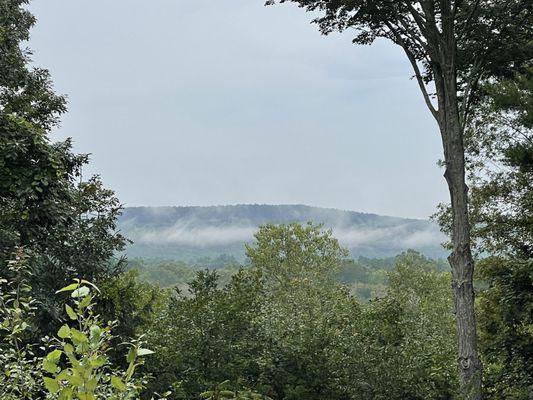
[427,6,483,395]
[437,68,482,399]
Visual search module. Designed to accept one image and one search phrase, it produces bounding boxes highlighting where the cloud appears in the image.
[333,224,445,249]
[134,222,445,252]
[138,223,257,247]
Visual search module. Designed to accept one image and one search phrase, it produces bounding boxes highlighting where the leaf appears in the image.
[86,378,98,391]
[71,286,90,298]
[57,369,70,381]
[64,343,74,354]
[90,355,107,368]
[126,347,136,363]
[46,349,63,363]
[70,328,88,343]
[58,387,73,400]
[67,374,84,386]
[136,348,155,356]
[43,377,60,393]
[78,394,96,400]
[56,283,79,294]
[79,294,93,308]
[65,304,77,320]
[79,279,101,293]
[57,325,71,339]
[42,359,58,374]
[89,324,102,342]
[111,376,127,391]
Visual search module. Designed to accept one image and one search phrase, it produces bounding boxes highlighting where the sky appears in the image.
[28,0,449,219]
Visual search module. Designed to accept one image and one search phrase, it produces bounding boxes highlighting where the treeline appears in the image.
[1,1,532,400]
[127,254,448,302]
[139,225,459,399]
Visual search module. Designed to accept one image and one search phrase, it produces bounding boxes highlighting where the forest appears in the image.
[0,1,532,400]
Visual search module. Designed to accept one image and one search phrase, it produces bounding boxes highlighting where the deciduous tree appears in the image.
[266,2,532,397]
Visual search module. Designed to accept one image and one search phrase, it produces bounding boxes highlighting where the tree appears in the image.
[464,65,532,258]
[266,1,532,397]
[245,223,347,289]
[144,269,266,399]
[335,251,458,400]
[0,0,127,336]
[247,224,355,400]
[462,66,532,399]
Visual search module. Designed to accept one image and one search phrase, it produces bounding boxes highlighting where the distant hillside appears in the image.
[118,204,448,261]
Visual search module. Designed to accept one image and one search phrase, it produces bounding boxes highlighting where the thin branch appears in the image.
[459,60,482,124]
[406,3,430,35]
[397,16,430,53]
[414,1,444,58]
[385,21,439,119]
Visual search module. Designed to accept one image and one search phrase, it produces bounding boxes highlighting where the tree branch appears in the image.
[385,21,439,120]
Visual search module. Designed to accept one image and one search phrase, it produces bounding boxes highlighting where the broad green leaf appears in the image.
[67,374,84,386]
[58,387,73,400]
[111,376,127,391]
[79,294,93,308]
[43,377,60,393]
[89,324,102,342]
[90,355,107,368]
[70,328,88,343]
[46,349,63,363]
[56,283,79,294]
[57,369,70,380]
[42,359,58,374]
[57,325,71,339]
[71,286,90,298]
[64,343,74,354]
[65,304,77,320]
[86,378,98,391]
[126,347,136,363]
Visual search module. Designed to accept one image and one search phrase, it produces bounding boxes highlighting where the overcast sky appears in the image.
[28,0,448,219]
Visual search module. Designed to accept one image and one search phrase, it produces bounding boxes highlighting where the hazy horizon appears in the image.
[119,204,447,259]
[28,0,449,219]
[122,203,433,221]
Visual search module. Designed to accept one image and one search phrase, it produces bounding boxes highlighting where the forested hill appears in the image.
[118,204,447,260]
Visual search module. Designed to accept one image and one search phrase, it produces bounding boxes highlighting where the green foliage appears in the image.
[0,248,41,399]
[247,224,356,400]
[0,0,127,340]
[143,224,458,400]
[436,59,532,398]
[246,223,348,288]
[477,257,533,399]
[332,251,458,400]
[200,380,272,400]
[1,251,166,400]
[130,255,422,303]
[96,271,168,368]
[42,280,143,399]
[129,258,240,291]
[144,269,265,399]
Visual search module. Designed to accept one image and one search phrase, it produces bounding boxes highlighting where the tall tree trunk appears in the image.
[437,66,483,399]
[430,7,483,395]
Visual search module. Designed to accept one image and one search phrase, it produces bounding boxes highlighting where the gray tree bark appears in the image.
[431,12,483,397]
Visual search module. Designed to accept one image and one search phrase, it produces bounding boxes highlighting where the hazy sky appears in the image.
[28,0,448,219]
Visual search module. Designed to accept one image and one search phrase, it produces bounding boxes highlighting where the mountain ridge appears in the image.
[118,204,448,261]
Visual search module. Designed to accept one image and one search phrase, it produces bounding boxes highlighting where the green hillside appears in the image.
[118,204,448,260]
